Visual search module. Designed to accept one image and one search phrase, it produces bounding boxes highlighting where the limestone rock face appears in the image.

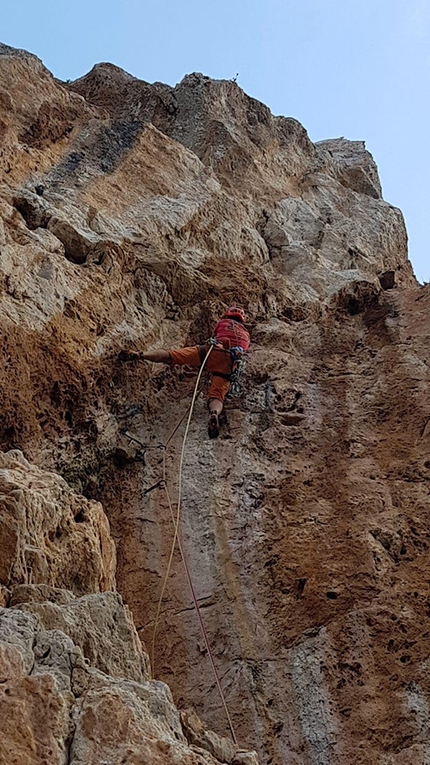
[0,450,116,594]
[316,138,383,198]
[0,603,224,765]
[10,586,150,682]
[0,42,428,765]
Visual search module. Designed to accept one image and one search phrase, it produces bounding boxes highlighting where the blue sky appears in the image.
[2,0,429,281]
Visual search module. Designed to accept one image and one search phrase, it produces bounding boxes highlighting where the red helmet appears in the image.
[223,306,246,323]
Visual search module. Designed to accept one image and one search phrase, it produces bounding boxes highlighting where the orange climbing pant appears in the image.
[169,344,233,403]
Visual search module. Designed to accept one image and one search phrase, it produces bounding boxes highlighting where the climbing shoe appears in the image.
[118,350,142,362]
[208,411,220,439]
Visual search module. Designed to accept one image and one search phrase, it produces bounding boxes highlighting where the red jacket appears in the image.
[214,318,250,351]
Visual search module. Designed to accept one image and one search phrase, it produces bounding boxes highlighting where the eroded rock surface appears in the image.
[11,585,150,682]
[0,450,115,594]
[0,42,429,765]
[0,603,224,765]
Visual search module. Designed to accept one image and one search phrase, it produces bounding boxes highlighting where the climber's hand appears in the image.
[118,350,142,362]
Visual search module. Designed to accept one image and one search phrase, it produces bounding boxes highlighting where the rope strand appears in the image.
[161,454,238,745]
[151,346,213,670]
[150,345,238,745]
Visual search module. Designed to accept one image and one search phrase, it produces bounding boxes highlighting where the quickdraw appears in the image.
[228,345,246,396]
[230,356,246,396]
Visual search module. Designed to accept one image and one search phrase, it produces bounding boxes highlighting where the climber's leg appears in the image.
[207,375,230,439]
[120,346,202,365]
[207,398,222,440]
[118,348,171,363]
[168,346,203,367]
[208,398,224,416]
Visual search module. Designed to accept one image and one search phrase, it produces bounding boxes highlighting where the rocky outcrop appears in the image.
[0,599,231,765]
[0,437,255,762]
[0,42,428,765]
[0,450,115,595]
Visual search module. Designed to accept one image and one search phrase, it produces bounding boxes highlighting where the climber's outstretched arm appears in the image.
[118,349,171,363]
[141,350,171,364]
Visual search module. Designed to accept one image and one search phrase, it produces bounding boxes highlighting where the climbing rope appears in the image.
[160,454,238,745]
[151,345,213,669]
[150,345,238,745]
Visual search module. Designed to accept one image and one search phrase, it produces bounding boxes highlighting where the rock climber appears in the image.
[119,307,250,439]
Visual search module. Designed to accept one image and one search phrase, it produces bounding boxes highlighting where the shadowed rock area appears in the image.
[0,42,429,765]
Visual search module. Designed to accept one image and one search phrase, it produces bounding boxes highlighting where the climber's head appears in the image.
[223,306,246,323]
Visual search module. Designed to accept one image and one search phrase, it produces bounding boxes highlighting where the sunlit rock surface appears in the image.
[0,42,429,765]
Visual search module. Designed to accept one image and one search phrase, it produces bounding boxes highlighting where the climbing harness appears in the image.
[208,341,247,396]
[148,343,239,746]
